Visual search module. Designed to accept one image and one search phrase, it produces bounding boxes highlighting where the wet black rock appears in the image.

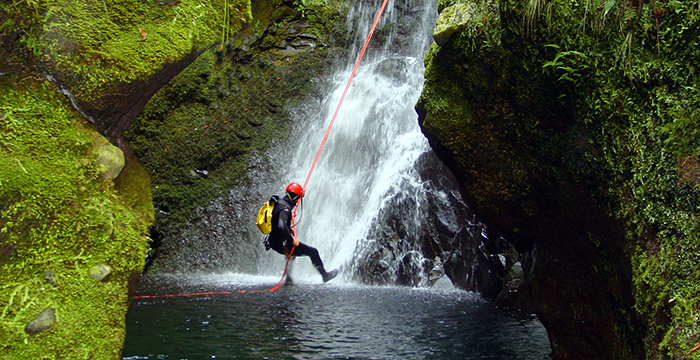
[351,150,507,293]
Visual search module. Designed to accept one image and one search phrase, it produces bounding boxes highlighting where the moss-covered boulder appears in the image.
[93,135,126,181]
[433,2,481,46]
[418,0,700,358]
[0,0,253,357]
[0,76,154,358]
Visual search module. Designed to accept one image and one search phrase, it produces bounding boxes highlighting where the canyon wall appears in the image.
[417,0,700,358]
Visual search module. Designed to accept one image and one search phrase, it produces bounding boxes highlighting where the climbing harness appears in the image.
[133,0,390,300]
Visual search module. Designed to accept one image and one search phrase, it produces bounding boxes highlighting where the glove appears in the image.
[263,238,271,251]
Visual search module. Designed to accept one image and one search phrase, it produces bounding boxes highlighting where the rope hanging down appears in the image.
[303,0,390,190]
[287,0,390,290]
[133,0,389,300]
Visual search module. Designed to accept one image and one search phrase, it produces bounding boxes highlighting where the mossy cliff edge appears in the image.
[0,0,250,358]
[417,0,700,359]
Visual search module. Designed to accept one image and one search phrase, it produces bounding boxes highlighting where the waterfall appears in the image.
[256,0,487,287]
[157,0,496,292]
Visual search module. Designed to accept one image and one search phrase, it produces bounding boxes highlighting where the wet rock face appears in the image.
[131,2,351,273]
[351,151,507,295]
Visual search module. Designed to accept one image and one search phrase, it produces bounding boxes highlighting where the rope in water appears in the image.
[133,0,390,300]
[133,247,295,299]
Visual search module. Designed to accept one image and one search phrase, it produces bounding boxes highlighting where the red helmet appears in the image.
[285,182,305,199]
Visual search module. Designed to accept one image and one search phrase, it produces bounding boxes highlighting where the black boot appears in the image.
[322,269,338,283]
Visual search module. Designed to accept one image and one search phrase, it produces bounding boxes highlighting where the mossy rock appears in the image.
[24,308,56,335]
[419,0,700,358]
[0,76,153,358]
[0,0,256,358]
[92,136,126,181]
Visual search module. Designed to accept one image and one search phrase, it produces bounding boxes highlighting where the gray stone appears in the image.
[25,308,56,334]
[298,33,318,40]
[93,137,125,181]
[495,261,526,309]
[88,263,112,282]
[43,270,57,286]
[428,256,445,286]
[502,261,524,291]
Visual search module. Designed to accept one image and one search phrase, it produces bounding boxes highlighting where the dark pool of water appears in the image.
[122,273,550,360]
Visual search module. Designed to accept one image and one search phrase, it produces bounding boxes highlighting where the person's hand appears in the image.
[284,238,299,248]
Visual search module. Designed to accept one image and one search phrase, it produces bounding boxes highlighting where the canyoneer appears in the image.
[263,182,338,283]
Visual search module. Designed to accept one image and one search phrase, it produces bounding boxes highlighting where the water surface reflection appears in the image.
[123,274,550,359]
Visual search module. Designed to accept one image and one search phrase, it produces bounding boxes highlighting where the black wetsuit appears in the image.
[269,195,328,275]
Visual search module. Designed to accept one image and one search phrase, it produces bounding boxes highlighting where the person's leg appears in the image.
[292,242,325,273]
[293,242,338,282]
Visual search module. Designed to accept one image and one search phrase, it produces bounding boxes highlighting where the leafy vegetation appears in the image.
[534,2,700,357]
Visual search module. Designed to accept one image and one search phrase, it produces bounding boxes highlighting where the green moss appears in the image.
[123,0,346,271]
[0,76,152,358]
[1,0,260,357]
[2,0,252,101]
[420,0,700,358]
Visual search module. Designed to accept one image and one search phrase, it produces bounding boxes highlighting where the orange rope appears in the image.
[133,247,295,299]
[303,0,390,190]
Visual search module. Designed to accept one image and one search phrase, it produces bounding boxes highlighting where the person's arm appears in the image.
[276,208,298,247]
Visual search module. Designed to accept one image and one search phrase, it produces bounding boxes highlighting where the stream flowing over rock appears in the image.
[5,0,698,358]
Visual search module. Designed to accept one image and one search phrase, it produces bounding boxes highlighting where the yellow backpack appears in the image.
[255,195,278,234]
